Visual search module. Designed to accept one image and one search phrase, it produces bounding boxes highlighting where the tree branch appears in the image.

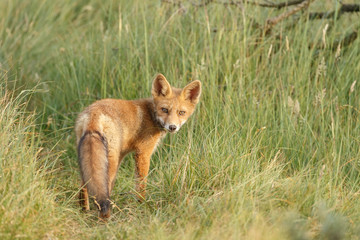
[192,0,308,8]
[335,31,358,48]
[248,0,306,9]
[309,4,360,20]
[264,0,313,35]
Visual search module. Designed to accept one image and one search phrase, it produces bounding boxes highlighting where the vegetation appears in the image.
[0,0,359,239]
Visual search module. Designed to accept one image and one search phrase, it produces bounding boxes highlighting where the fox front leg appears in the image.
[134,150,152,202]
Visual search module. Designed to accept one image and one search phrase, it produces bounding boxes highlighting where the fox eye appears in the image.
[161,108,168,113]
[179,111,186,116]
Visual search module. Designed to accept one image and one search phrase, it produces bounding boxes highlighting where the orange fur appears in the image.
[75,74,201,219]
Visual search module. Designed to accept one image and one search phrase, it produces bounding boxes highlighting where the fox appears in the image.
[75,74,201,219]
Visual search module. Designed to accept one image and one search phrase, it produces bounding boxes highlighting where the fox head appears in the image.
[151,74,201,133]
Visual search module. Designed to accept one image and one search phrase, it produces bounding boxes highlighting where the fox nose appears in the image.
[169,125,177,132]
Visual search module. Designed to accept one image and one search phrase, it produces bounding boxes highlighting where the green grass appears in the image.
[1,0,360,239]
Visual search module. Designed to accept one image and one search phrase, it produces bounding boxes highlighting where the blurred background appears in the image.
[0,0,359,239]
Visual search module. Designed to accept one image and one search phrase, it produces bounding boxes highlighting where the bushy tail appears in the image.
[78,130,110,218]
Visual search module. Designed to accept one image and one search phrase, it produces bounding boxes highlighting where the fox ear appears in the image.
[152,74,172,98]
[182,80,201,104]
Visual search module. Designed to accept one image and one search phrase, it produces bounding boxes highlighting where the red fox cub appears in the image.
[75,74,201,218]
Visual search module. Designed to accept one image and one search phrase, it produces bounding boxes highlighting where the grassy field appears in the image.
[1,0,360,239]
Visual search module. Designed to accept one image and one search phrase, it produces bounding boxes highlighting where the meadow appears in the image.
[0,0,359,239]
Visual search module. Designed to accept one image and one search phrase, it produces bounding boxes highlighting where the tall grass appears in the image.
[0,0,359,239]
[0,82,79,239]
